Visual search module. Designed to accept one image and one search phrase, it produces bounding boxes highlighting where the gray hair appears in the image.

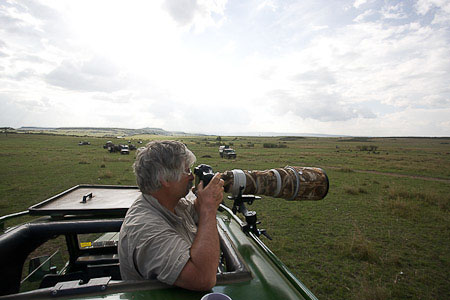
[133,140,196,194]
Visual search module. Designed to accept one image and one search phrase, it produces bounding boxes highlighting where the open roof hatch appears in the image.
[28,185,141,218]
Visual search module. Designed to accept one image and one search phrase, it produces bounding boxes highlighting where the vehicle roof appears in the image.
[28,185,140,217]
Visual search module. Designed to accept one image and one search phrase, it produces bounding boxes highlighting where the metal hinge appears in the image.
[51,276,111,297]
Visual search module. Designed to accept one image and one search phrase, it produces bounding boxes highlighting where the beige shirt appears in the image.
[118,192,198,284]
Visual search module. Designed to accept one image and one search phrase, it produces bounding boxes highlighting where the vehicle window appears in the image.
[20,236,68,293]
[78,232,119,249]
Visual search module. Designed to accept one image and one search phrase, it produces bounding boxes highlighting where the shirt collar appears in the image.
[142,193,185,224]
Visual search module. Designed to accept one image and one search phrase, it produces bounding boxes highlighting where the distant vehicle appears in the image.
[120,145,129,155]
[219,145,231,158]
[103,141,114,149]
[104,142,135,154]
[219,145,225,157]
[223,148,237,159]
[78,141,90,146]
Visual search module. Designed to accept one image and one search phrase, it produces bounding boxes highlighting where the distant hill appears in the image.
[17,127,200,137]
[207,131,349,137]
[15,127,351,137]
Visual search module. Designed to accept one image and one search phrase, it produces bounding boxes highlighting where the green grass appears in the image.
[1,133,449,300]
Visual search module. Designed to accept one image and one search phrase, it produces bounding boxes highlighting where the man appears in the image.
[118,140,224,291]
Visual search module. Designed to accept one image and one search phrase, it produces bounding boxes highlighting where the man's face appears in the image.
[176,166,194,198]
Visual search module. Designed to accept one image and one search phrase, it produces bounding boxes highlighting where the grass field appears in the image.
[0,133,449,299]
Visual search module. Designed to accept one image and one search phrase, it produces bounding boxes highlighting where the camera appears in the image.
[193,164,329,201]
[194,164,215,187]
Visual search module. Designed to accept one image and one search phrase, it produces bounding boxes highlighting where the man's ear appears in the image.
[160,179,171,188]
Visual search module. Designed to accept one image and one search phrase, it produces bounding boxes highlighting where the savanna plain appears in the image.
[0,133,449,300]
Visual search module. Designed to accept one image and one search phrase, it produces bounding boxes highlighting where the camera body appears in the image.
[194,164,215,187]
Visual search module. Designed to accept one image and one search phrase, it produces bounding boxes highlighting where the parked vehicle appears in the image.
[219,146,236,159]
[120,145,130,155]
[219,145,227,157]
[222,148,237,159]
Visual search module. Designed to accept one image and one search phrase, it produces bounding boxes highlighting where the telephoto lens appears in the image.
[193,164,329,200]
[220,166,329,200]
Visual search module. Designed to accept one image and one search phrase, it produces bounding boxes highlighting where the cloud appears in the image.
[291,68,336,86]
[45,57,127,92]
[0,1,61,44]
[163,0,199,26]
[267,89,376,122]
[13,54,47,64]
[381,3,408,20]
[163,0,227,32]
[415,0,450,25]
[93,93,134,104]
[354,9,376,22]
[257,0,278,12]
[354,0,370,9]
[0,93,57,127]
[9,68,37,80]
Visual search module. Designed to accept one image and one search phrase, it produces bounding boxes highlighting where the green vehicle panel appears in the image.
[0,185,318,300]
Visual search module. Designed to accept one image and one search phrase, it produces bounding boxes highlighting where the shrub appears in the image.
[348,229,380,263]
[357,145,379,151]
[344,186,368,195]
[98,170,113,179]
[263,143,288,148]
[345,186,359,195]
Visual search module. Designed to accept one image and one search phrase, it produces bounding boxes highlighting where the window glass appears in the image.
[78,232,119,249]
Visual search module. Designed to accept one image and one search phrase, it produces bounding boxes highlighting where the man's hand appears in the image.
[195,173,224,215]
[175,173,223,291]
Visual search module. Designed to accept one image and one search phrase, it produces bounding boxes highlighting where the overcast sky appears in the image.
[1,0,449,136]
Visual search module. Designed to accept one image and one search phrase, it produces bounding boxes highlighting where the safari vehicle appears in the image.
[219,146,236,159]
[222,148,237,159]
[219,145,227,157]
[120,145,130,155]
[0,166,328,300]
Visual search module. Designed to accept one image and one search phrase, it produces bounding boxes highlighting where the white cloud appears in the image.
[354,9,375,23]
[257,0,278,12]
[381,3,408,20]
[354,0,369,9]
[163,0,228,32]
[45,58,127,92]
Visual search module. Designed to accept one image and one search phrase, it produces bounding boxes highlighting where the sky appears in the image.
[0,0,449,136]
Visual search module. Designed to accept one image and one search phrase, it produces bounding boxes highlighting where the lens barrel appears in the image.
[220,166,329,201]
